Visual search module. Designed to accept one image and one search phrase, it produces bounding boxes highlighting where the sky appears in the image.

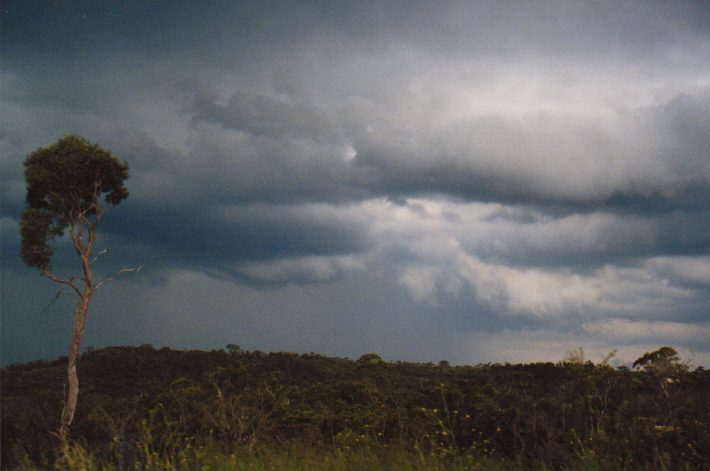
[1,0,709,367]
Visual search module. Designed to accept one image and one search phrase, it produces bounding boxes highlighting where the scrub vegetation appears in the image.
[2,345,708,470]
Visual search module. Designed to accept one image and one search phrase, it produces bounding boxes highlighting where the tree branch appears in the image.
[90,246,109,265]
[68,220,84,258]
[42,271,83,297]
[94,266,141,290]
[82,182,101,261]
[42,290,76,314]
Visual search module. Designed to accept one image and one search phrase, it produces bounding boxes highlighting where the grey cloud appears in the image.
[178,82,710,215]
[8,1,709,62]
[469,210,710,269]
[5,1,710,212]
[645,256,710,290]
[231,255,364,286]
[347,88,710,209]
[179,90,365,204]
[182,124,360,204]
[100,202,370,277]
[191,90,338,142]
[3,0,710,366]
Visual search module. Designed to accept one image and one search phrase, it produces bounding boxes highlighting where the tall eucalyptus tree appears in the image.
[19,134,130,443]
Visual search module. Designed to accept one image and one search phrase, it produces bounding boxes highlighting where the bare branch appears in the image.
[42,290,76,314]
[85,221,97,260]
[91,245,109,264]
[42,271,83,297]
[94,266,141,290]
[68,220,85,258]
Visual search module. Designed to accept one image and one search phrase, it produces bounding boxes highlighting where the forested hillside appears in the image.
[2,345,709,470]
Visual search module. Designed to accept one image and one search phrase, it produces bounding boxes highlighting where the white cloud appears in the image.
[404,255,694,319]
[398,266,443,303]
[457,258,601,317]
[349,198,702,319]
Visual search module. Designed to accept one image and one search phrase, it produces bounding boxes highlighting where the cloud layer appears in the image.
[2,0,709,366]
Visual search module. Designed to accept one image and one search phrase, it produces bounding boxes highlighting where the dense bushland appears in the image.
[2,345,709,469]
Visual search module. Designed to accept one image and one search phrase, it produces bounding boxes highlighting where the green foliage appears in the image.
[633,346,687,375]
[564,347,586,365]
[357,353,384,365]
[226,344,242,354]
[2,346,709,470]
[18,209,59,272]
[19,134,129,270]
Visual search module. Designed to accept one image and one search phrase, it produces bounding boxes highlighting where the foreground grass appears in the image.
[9,436,694,471]
[13,444,519,471]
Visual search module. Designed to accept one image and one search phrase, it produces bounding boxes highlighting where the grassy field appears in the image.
[14,442,596,471]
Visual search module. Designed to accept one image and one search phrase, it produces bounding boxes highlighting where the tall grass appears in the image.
[14,442,515,471]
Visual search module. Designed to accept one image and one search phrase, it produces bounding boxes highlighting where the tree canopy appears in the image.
[2,346,708,469]
[19,134,129,271]
[633,346,687,375]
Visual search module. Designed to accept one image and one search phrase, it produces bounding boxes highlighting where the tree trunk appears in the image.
[59,295,91,444]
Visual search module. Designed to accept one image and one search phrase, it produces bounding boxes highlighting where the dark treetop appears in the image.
[19,135,129,271]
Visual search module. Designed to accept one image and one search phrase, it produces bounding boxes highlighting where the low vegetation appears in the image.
[2,345,709,470]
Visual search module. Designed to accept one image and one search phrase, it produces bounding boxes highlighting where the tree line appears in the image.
[2,345,709,469]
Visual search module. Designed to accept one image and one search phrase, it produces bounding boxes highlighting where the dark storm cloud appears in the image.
[2,0,709,366]
[6,1,710,67]
[100,202,370,273]
[2,1,268,60]
[3,0,708,271]
[4,0,710,211]
[468,210,710,270]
